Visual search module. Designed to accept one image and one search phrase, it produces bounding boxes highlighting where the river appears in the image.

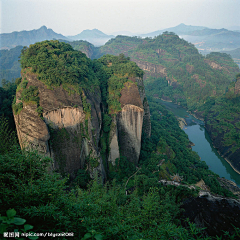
[158,99,240,187]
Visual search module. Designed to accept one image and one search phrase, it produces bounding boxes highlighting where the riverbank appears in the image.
[160,98,240,177]
[158,99,240,187]
[217,150,240,175]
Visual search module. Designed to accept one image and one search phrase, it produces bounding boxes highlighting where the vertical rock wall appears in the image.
[108,77,151,165]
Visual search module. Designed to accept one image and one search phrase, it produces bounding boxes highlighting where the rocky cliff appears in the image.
[99,55,151,167]
[13,41,151,179]
[14,71,103,178]
[108,79,150,165]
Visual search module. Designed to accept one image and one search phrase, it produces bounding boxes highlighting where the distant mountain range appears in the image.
[0,26,68,49]
[141,24,240,52]
[140,23,207,37]
[1,23,240,53]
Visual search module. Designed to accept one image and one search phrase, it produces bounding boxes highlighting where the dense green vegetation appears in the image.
[20,40,99,92]
[140,96,234,196]
[97,54,144,114]
[0,46,22,84]
[119,34,238,109]
[0,79,17,130]
[91,34,238,110]
[97,34,240,165]
[195,74,240,170]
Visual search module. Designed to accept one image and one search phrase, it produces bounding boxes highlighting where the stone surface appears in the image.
[14,72,103,178]
[181,193,240,238]
[117,104,144,165]
[108,76,150,165]
[135,60,167,77]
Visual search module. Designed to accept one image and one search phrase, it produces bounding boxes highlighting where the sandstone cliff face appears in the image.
[14,72,103,178]
[134,60,167,77]
[117,104,144,165]
[108,77,151,166]
[14,71,150,177]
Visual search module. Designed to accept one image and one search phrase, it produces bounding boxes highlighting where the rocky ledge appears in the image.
[181,192,240,238]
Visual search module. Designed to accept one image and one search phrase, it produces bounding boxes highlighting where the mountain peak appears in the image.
[39,25,48,30]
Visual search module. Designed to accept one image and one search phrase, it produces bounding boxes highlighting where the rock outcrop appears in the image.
[108,77,151,165]
[13,43,151,179]
[181,192,240,238]
[14,71,103,178]
[134,60,167,78]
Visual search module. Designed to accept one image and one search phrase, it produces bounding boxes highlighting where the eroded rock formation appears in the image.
[14,70,150,178]
[14,71,103,178]
[108,77,151,166]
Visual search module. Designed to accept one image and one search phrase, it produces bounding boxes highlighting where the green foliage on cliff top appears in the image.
[70,40,94,53]
[98,53,144,78]
[20,40,99,91]
[97,54,144,114]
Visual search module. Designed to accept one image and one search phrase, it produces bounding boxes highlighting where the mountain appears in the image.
[180,28,240,52]
[2,39,240,239]
[140,23,207,38]
[139,24,240,52]
[0,26,68,49]
[68,29,114,46]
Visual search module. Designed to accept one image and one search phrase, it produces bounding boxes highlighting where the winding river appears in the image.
[158,99,240,187]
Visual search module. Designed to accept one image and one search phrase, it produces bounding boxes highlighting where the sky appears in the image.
[0,0,240,36]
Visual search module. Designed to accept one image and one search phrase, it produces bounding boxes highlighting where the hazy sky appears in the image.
[1,0,239,35]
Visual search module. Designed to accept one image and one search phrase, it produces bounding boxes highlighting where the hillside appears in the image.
[0,46,22,83]
[13,40,150,179]
[91,33,239,110]
[202,74,240,173]
[221,48,240,64]
[0,26,68,49]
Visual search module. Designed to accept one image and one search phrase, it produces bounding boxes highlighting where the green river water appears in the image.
[158,99,240,187]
